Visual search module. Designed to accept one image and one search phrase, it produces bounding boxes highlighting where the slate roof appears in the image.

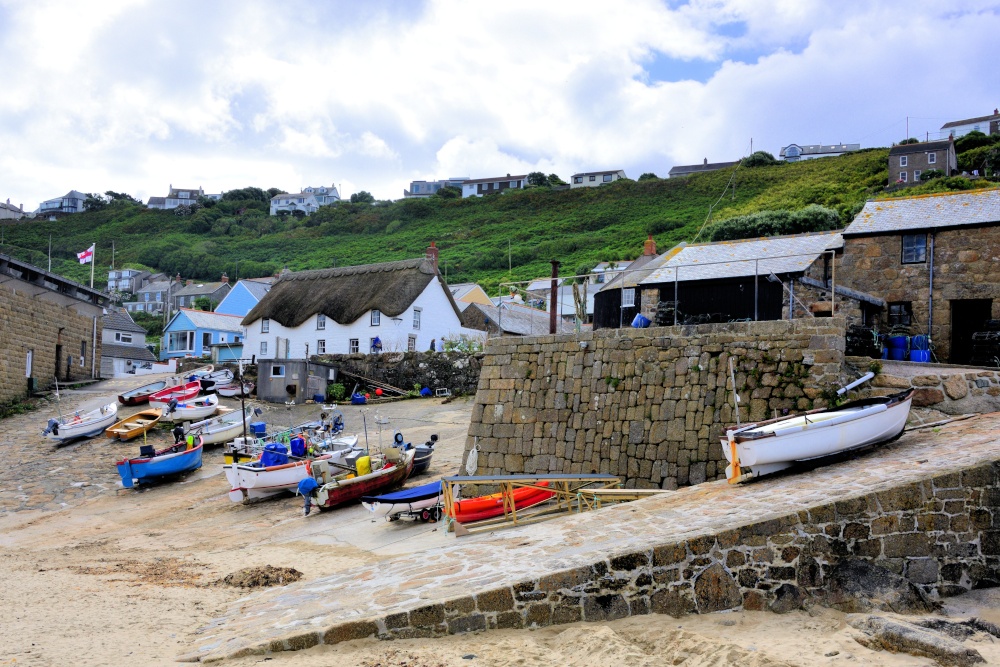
[640,232,843,285]
[102,307,146,334]
[138,280,170,294]
[571,170,626,177]
[888,140,953,156]
[597,253,660,291]
[467,302,576,336]
[173,308,244,332]
[173,281,229,297]
[942,112,1000,129]
[449,283,480,300]
[843,190,1000,236]
[240,278,273,301]
[146,196,166,206]
[667,161,738,177]
[101,342,157,362]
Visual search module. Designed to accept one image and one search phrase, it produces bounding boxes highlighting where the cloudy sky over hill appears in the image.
[1,0,997,209]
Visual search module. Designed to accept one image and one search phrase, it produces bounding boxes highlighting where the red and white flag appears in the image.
[77,244,95,264]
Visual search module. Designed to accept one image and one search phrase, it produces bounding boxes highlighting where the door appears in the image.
[950,299,993,364]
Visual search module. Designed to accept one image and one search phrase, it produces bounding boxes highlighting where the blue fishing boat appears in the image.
[116,439,204,488]
[362,479,443,521]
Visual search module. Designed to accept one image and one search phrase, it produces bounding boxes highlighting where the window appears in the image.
[899,155,908,167]
[155,292,161,302]
[413,308,421,330]
[494,182,500,189]
[371,309,381,326]
[622,288,636,308]
[271,364,285,377]
[589,175,596,181]
[899,171,908,182]
[261,318,270,333]
[260,341,268,355]
[914,169,921,181]
[408,335,417,352]
[603,174,613,182]
[167,331,193,352]
[115,332,133,344]
[888,302,912,326]
[574,176,583,184]
[317,339,326,354]
[349,338,359,354]
[203,332,212,350]
[928,152,937,164]
[80,341,86,366]
[902,234,927,263]
[316,314,326,330]
[510,181,518,188]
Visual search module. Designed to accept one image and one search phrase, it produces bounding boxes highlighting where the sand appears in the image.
[2,376,998,666]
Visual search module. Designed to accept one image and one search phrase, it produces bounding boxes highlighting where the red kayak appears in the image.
[449,481,554,523]
[148,381,201,410]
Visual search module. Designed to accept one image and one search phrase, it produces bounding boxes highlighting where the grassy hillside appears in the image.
[2,148,995,296]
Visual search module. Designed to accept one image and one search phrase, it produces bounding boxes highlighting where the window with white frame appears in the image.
[349,338,359,353]
[603,174,613,182]
[316,314,326,330]
[371,309,381,326]
[271,364,284,377]
[260,341,268,355]
[510,181,518,188]
[928,152,937,164]
[589,175,596,181]
[902,234,927,264]
[115,332,132,344]
[622,288,636,307]
[900,171,908,182]
[317,339,326,354]
[899,155,908,167]
[167,331,193,352]
[914,170,921,181]
[574,176,583,184]
[261,318,270,333]
[413,308,421,330]
[408,335,417,352]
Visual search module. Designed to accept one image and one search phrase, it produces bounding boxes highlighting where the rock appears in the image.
[821,560,936,614]
[847,614,985,666]
[769,583,808,614]
[943,375,969,400]
[912,388,946,408]
[693,563,742,613]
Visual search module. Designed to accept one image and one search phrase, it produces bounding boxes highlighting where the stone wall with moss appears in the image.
[463,318,848,488]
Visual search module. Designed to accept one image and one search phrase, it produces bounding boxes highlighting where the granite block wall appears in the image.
[462,318,848,488]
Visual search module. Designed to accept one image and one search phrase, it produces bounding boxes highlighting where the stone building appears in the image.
[837,189,1000,363]
[888,139,956,184]
[0,253,108,403]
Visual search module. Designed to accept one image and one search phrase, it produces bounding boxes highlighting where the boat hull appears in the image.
[362,480,443,519]
[216,382,254,398]
[721,390,913,481]
[315,450,415,509]
[186,407,252,446]
[118,380,168,405]
[45,403,119,443]
[161,394,219,422]
[105,408,162,441]
[149,381,202,410]
[116,443,203,488]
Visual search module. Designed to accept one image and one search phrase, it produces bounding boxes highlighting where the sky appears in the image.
[1,0,998,210]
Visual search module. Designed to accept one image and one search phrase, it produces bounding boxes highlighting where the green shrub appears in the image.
[327,383,346,401]
[706,204,842,242]
[740,151,780,167]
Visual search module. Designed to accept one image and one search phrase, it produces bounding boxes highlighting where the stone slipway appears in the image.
[182,413,1000,662]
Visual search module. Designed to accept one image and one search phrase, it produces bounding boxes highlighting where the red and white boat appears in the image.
[313,448,415,510]
[148,381,201,410]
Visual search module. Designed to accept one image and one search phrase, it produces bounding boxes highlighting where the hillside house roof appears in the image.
[243,257,449,328]
[101,342,157,362]
[137,280,170,294]
[640,232,843,285]
[843,190,1000,236]
[172,281,228,297]
[462,175,527,185]
[467,302,576,336]
[571,170,625,177]
[146,196,166,206]
[102,308,146,334]
[171,308,244,332]
[941,111,1000,129]
[888,140,953,156]
[667,160,738,177]
[240,278,273,301]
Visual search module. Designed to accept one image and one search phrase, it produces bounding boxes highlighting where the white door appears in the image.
[25,350,32,377]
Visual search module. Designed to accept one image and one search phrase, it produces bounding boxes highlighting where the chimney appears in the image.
[425,241,439,270]
[221,272,228,283]
[643,234,657,256]
[703,158,708,165]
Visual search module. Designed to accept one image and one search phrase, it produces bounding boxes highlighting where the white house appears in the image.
[100,307,158,377]
[269,184,341,216]
[940,109,1000,139]
[146,185,208,209]
[1,198,25,220]
[35,190,87,216]
[570,170,627,188]
[243,244,479,359]
[779,144,860,161]
[461,175,527,198]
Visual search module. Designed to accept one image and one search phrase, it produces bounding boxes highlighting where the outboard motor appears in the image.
[167,398,178,415]
[43,418,60,436]
[172,424,185,444]
[425,434,438,449]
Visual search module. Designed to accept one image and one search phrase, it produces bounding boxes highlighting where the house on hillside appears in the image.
[461,175,527,198]
[837,189,1000,364]
[405,177,468,198]
[214,277,274,317]
[448,283,493,313]
[594,232,844,329]
[171,277,231,311]
[888,140,957,184]
[242,244,479,360]
[107,268,151,295]
[940,109,1000,139]
[100,307,157,378]
[127,278,174,314]
[1,199,25,220]
[570,170,627,188]
[269,184,341,216]
[668,159,738,178]
[146,186,208,210]
[160,308,244,361]
[0,253,108,401]
[779,143,860,162]
[35,190,87,216]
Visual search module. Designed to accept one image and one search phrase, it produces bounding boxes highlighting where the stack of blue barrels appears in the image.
[910,335,930,362]
[887,334,909,360]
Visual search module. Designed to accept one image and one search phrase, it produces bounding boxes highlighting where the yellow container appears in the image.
[356,456,371,476]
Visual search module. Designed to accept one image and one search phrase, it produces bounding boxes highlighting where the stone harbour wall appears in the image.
[862,359,1000,415]
[0,281,101,404]
[317,351,484,397]
[463,318,848,488]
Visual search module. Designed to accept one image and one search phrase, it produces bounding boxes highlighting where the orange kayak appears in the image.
[449,481,553,523]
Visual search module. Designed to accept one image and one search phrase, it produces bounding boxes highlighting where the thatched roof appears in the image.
[242,258,441,327]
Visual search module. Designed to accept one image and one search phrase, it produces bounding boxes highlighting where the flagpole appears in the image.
[90,243,95,288]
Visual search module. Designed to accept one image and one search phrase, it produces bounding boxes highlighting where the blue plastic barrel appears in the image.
[887,335,908,360]
[911,335,929,351]
[631,313,651,328]
[910,350,931,363]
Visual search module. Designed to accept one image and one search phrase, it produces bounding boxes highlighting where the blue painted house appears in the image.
[214,277,274,317]
[160,308,245,361]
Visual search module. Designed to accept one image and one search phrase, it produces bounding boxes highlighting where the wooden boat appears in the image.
[216,381,254,398]
[721,388,915,483]
[362,479,443,521]
[117,380,168,406]
[313,448,415,510]
[148,381,201,410]
[161,393,219,422]
[116,440,203,488]
[43,402,119,443]
[224,435,363,502]
[104,408,163,441]
[198,368,233,393]
[184,405,253,446]
[447,481,554,523]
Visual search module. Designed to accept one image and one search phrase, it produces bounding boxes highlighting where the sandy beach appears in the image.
[2,374,998,666]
